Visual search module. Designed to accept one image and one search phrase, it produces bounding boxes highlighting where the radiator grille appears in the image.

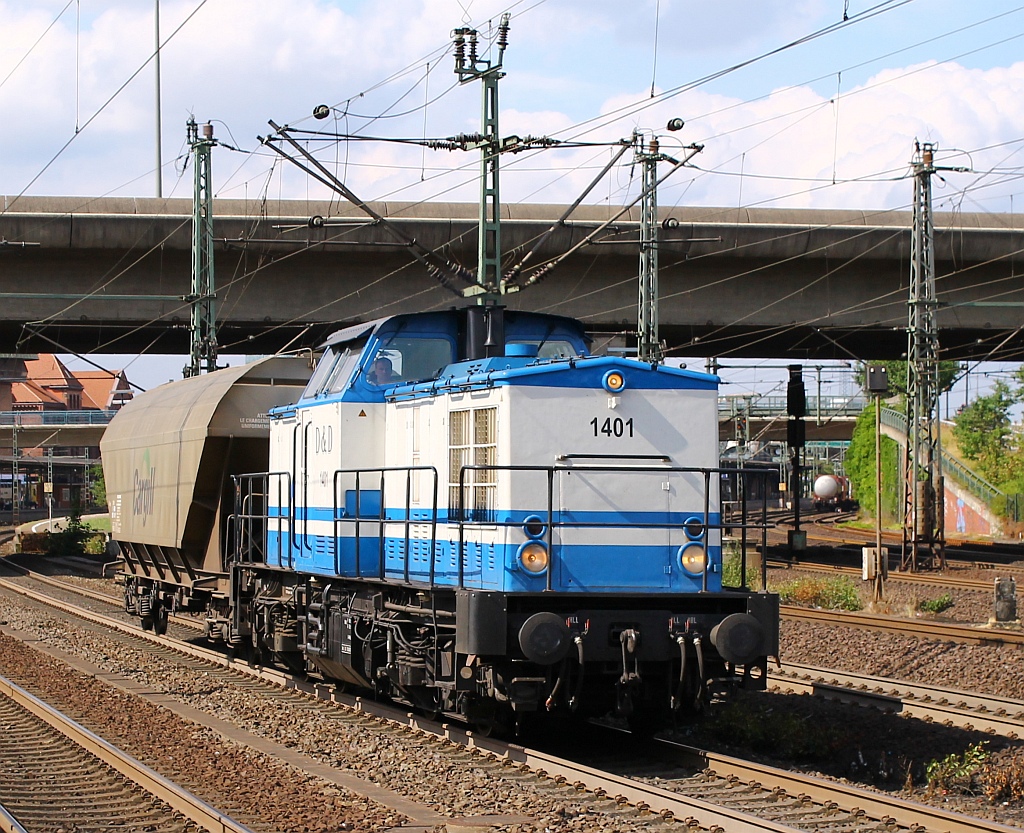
[449,407,497,521]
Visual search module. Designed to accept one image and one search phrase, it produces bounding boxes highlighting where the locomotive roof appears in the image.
[318,309,588,350]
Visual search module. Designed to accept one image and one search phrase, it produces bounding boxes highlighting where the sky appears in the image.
[3,0,1024,401]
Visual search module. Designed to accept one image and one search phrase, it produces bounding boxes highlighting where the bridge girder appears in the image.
[3,197,1023,361]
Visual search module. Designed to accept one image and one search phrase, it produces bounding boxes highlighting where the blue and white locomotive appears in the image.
[105,305,778,733]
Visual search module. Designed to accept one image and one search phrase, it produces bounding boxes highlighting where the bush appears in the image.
[926,742,989,795]
[918,593,954,614]
[775,576,862,611]
[84,534,107,556]
[45,509,92,557]
[981,747,1024,803]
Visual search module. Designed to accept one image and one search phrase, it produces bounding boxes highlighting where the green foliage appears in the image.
[774,576,862,610]
[84,534,107,556]
[721,541,763,590]
[88,462,106,507]
[843,402,900,520]
[45,507,92,557]
[953,381,1015,461]
[926,742,989,795]
[721,544,743,588]
[953,381,1024,497]
[917,593,954,614]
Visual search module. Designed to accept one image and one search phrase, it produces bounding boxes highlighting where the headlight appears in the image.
[677,542,707,575]
[517,541,549,574]
[602,370,626,393]
[523,515,546,539]
[683,516,705,540]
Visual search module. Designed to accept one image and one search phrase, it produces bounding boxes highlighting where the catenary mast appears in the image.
[901,142,963,571]
[184,118,218,378]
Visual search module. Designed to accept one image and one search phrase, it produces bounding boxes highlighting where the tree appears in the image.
[844,401,900,520]
[952,381,1014,461]
[952,381,1024,491]
[88,462,106,507]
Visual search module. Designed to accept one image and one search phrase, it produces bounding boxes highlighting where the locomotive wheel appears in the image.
[140,616,154,632]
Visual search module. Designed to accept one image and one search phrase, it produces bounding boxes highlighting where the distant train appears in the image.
[812,474,858,512]
[102,307,779,734]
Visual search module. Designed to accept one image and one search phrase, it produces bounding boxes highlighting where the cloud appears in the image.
[2,1,1024,215]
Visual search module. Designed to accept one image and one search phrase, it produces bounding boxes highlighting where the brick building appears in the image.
[1,354,134,510]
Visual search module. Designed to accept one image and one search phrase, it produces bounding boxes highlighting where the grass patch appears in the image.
[774,575,862,610]
[917,593,954,615]
[85,515,111,533]
[720,542,762,590]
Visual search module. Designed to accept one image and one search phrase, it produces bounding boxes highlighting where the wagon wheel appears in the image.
[153,604,168,636]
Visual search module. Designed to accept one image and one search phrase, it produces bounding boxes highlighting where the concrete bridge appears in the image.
[3,196,1024,360]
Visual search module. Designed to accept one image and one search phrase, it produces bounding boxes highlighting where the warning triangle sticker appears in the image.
[358,410,367,417]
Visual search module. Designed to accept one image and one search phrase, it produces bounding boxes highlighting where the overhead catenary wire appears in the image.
[2,0,213,215]
[14,0,1024,385]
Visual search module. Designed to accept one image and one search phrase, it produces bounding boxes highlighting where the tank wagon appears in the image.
[103,307,779,733]
[812,474,857,512]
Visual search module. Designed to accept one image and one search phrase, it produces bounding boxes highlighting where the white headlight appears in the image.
[518,541,549,574]
[678,543,707,575]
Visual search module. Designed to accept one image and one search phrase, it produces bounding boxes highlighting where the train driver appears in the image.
[366,355,397,385]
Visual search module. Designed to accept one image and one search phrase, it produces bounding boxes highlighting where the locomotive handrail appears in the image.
[555,453,671,462]
[455,463,774,592]
[331,465,440,584]
[232,471,292,568]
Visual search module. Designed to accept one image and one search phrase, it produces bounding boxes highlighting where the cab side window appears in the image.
[363,337,454,386]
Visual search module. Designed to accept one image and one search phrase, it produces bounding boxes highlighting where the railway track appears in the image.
[770,661,1024,738]
[0,671,251,833]
[0,555,1020,833]
[783,605,1024,648]
[777,517,1024,572]
[8,556,1024,736]
[772,559,996,592]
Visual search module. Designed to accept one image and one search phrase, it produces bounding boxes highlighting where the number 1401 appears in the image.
[590,416,634,438]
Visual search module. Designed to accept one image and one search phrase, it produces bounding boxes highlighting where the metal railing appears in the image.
[0,410,116,426]
[719,396,867,419]
[879,407,1012,513]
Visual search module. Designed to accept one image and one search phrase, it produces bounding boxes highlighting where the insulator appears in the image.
[453,32,465,67]
[449,132,485,146]
[468,31,478,64]
[497,15,510,50]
